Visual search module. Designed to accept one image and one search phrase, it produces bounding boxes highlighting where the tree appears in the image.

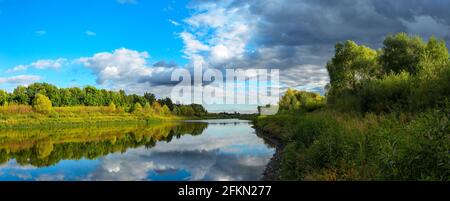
[190,104,207,116]
[0,90,8,106]
[32,94,52,114]
[12,86,29,105]
[132,102,143,113]
[108,102,116,112]
[144,92,156,104]
[279,89,299,111]
[326,40,380,93]
[279,89,324,111]
[159,97,174,111]
[143,102,153,114]
[152,102,162,115]
[380,33,426,75]
[161,105,171,116]
[419,36,450,78]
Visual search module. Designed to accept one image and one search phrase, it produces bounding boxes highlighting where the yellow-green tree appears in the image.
[132,102,143,113]
[161,105,171,116]
[152,102,162,115]
[0,90,8,106]
[326,40,380,93]
[143,102,154,114]
[32,93,52,114]
[108,102,116,112]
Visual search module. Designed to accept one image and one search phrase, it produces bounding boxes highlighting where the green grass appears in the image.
[255,107,449,181]
[0,105,183,128]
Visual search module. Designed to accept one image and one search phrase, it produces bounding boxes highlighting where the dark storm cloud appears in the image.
[194,0,450,90]
[111,0,450,95]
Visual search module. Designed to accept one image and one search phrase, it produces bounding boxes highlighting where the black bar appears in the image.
[0,181,448,200]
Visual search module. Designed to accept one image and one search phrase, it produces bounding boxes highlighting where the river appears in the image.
[0,119,275,181]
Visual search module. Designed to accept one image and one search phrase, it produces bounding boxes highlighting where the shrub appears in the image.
[359,72,412,113]
[32,94,52,114]
[132,102,143,113]
[108,102,116,112]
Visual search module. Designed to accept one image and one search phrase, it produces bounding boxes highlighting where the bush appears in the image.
[132,102,143,113]
[279,89,325,112]
[359,72,412,113]
[32,94,52,114]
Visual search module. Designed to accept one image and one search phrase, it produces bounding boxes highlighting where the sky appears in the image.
[1,0,450,112]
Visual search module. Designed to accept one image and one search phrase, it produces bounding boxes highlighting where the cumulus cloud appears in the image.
[0,75,41,85]
[78,48,177,94]
[31,58,67,69]
[6,58,67,73]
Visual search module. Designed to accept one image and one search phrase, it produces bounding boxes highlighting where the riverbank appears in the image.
[253,125,285,181]
[0,105,185,128]
[254,109,449,181]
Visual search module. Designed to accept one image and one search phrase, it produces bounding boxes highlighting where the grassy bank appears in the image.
[255,107,449,181]
[0,105,183,128]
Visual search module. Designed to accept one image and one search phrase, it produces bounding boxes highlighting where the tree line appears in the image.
[326,32,450,113]
[0,83,207,116]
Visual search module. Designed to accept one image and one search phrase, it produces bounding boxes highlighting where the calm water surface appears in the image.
[0,119,275,181]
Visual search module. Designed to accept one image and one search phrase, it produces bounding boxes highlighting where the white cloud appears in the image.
[85,30,97,36]
[180,32,210,56]
[78,48,177,95]
[0,75,41,85]
[5,58,67,73]
[79,48,151,85]
[5,65,28,73]
[169,19,181,26]
[181,1,255,67]
[31,58,67,69]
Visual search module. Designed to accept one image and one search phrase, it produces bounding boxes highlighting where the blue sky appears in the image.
[0,0,188,90]
[1,0,449,112]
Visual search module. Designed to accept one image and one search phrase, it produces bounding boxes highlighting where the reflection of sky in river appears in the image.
[0,120,275,181]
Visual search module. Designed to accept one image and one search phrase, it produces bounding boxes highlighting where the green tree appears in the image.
[108,102,116,112]
[132,102,143,113]
[143,102,154,114]
[161,105,171,116]
[144,92,156,104]
[32,94,52,114]
[152,102,162,115]
[0,90,8,106]
[326,40,380,93]
[380,33,426,75]
[12,86,29,105]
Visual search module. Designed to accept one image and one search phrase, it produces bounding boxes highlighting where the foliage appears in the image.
[0,83,207,117]
[0,90,8,106]
[327,33,450,114]
[255,33,450,181]
[278,89,325,112]
[32,94,52,114]
[256,108,449,181]
[326,40,380,94]
[132,102,143,113]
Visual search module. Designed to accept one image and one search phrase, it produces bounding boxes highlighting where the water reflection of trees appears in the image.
[0,122,208,167]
